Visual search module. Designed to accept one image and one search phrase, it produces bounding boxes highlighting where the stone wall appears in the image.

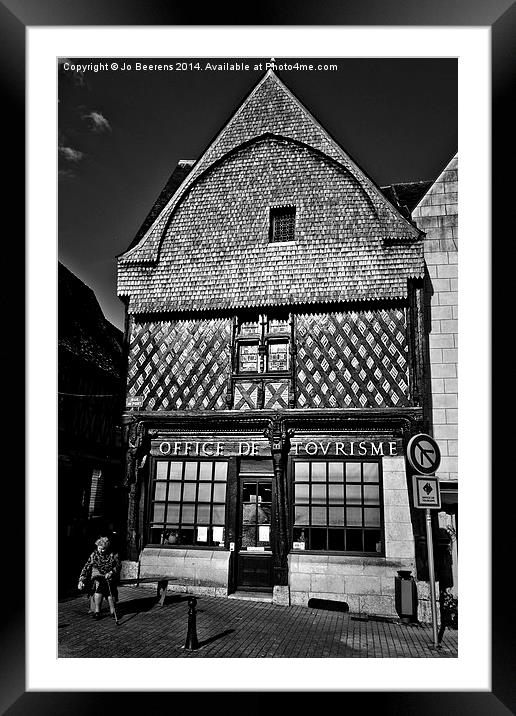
[412,155,458,482]
[289,455,416,617]
[136,547,231,598]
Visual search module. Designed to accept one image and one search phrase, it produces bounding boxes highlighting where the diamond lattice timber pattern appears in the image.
[126,309,410,411]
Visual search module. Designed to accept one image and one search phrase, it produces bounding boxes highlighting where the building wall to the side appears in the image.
[412,155,458,602]
[412,155,458,481]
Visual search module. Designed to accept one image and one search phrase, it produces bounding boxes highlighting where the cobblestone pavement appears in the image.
[58,586,458,658]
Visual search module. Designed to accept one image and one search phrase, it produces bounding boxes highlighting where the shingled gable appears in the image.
[118,69,424,314]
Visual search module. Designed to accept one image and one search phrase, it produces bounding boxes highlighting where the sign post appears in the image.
[408,434,442,649]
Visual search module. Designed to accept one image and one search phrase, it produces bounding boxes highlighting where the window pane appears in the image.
[239,343,258,372]
[364,508,380,527]
[311,484,327,504]
[163,529,179,545]
[167,505,180,523]
[346,507,362,526]
[150,527,164,544]
[154,482,167,501]
[363,485,380,505]
[271,208,295,242]
[257,504,271,524]
[199,462,212,481]
[294,462,309,481]
[364,530,382,553]
[328,484,344,503]
[242,526,256,547]
[198,483,212,502]
[328,462,344,482]
[156,462,168,480]
[167,482,182,502]
[346,485,362,504]
[258,525,270,546]
[329,507,344,526]
[328,529,345,551]
[243,483,256,502]
[214,462,228,480]
[311,507,327,525]
[212,526,224,544]
[197,504,210,524]
[152,504,165,522]
[212,505,226,524]
[258,483,272,502]
[169,462,183,480]
[310,528,326,550]
[294,506,309,525]
[346,463,361,482]
[268,341,289,371]
[242,503,255,524]
[179,527,194,545]
[311,463,326,482]
[295,483,310,503]
[346,529,363,551]
[213,483,226,502]
[183,483,197,501]
[184,462,198,480]
[181,504,195,524]
[363,462,379,482]
[293,527,307,543]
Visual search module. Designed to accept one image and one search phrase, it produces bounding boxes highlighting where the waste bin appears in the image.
[394,570,418,623]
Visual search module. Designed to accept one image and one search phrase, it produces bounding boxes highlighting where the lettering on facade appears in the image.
[157,440,398,457]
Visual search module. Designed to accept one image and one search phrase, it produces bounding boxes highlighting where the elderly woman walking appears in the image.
[78,536,121,620]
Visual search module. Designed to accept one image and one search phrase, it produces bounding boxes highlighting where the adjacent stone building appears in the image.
[412,156,459,596]
[117,70,456,619]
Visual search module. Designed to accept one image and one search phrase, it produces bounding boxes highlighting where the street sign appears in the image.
[126,395,143,408]
[412,475,441,509]
[407,433,441,475]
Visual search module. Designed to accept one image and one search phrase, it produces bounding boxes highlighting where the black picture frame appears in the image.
[5,0,510,712]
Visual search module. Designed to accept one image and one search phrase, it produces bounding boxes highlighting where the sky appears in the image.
[58,57,457,331]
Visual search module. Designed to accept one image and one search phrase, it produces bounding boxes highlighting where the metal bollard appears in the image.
[184,596,199,650]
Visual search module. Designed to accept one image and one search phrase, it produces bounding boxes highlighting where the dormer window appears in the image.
[269,207,296,243]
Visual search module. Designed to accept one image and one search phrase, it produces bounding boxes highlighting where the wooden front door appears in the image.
[236,476,274,591]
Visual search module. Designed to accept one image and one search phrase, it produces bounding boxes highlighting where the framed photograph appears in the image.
[6,0,509,710]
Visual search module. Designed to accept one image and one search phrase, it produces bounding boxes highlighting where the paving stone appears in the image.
[58,586,457,659]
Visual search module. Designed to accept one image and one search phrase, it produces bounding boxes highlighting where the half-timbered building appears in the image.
[117,70,440,618]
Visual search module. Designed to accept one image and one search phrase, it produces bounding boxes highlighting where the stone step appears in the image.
[228,590,273,603]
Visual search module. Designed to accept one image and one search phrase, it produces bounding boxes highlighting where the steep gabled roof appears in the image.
[119,70,420,266]
[118,70,424,314]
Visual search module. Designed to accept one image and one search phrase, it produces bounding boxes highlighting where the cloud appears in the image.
[58,169,76,181]
[58,57,86,87]
[59,145,85,162]
[81,110,111,133]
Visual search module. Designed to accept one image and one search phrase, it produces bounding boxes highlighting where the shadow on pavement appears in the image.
[198,628,235,648]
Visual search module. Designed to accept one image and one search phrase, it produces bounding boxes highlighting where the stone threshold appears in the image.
[228,590,273,603]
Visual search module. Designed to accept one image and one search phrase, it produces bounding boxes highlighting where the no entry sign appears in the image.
[407,433,441,475]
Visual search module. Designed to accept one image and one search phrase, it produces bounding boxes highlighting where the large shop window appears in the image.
[149,460,228,547]
[292,460,383,554]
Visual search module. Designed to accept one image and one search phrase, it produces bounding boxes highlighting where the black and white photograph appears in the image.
[5,3,505,704]
[57,56,460,660]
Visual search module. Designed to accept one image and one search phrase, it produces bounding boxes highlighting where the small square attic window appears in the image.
[269,207,296,243]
